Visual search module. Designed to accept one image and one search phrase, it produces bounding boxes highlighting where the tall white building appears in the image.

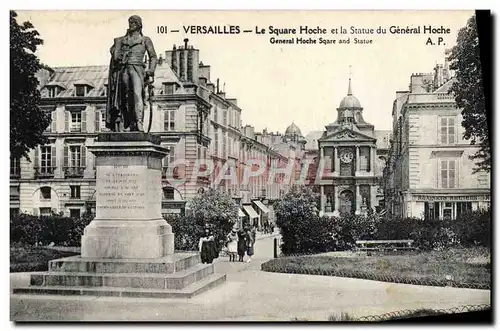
[385,61,490,219]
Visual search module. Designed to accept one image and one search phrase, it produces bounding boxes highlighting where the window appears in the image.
[40,146,53,173]
[40,187,51,200]
[70,146,81,168]
[214,107,218,122]
[456,202,472,217]
[70,185,81,199]
[71,112,82,132]
[440,160,456,188]
[359,147,371,172]
[70,209,81,218]
[47,86,58,98]
[95,110,101,132]
[10,157,20,177]
[75,85,86,97]
[164,109,176,131]
[164,83,175,95]
[214,131,219,156]
[45,113,52,132]
[440,117,456,144]
[163,187,175,200]
[223,110,227,126]
[10,186,20,201]
[222,134,227,158]
[323,147,334,172]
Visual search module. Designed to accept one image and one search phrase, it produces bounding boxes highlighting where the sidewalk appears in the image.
[10,235,490,321]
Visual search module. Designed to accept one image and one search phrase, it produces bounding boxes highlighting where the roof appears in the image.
[434,77,456,93]
[39,63,181,98]
[242,205,259,219]
[339,78,362,109]
[304,130,324,150]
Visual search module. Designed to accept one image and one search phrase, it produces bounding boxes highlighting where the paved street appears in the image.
[10,235,490,321]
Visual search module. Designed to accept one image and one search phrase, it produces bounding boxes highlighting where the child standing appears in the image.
[225,227,238,262]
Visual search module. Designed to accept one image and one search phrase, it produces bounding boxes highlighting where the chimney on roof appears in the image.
[166,44,178,75]
[158,54,163,66]
[184,38,189,49]
[216,78,220,94]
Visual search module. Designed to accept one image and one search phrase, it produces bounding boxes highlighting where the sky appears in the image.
[15,10,474,135]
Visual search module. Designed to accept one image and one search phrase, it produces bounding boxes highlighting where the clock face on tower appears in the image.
[340,151,354,164]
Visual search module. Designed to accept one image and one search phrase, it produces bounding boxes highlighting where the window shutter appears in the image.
[51,111,57,132]
[81,145,87,167]
[65,111,70,132]
[95,110,100,132]
[63,145,69,168]
[34,146,39,168]
[81,111,87,132]
[51,146,56,169]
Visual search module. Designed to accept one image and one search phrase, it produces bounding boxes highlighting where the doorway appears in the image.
[339,190,355,214]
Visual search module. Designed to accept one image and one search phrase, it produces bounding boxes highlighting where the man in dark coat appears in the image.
[106,15,157,132]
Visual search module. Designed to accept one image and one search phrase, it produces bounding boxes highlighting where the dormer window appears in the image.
[47,86,58,98]
[163,82,177,95]
[73,80,94,97]
[75,85,86,97]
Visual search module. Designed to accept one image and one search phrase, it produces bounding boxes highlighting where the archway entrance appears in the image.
[339,190,355,214]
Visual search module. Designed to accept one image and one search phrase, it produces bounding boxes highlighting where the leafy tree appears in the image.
[183,188,239,253]
[274,186,324,254]
[447,15,490,173]
[10,10,51,160]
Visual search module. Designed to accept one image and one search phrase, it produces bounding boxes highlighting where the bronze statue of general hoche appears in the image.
[105,15,158,132]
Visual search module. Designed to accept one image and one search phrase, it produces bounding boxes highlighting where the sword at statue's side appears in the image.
[145,75,154,133]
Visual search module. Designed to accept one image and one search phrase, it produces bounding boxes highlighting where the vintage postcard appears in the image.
[9,9,491,322]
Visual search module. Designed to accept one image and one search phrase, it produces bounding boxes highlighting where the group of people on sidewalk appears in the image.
[197,224,257,264]
[225,224,256,263]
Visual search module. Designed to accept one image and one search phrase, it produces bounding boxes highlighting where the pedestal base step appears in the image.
[31,263,214,290]
[13,273,226,299]
[48,252,200,274]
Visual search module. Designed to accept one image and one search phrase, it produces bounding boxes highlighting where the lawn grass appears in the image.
[262,247,490,288]
[10,244,79,272]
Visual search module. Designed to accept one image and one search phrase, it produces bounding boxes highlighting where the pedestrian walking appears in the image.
[199,228,217,264]
[237,228,247,262]
[225,227,238,262]
[245,225,256,263]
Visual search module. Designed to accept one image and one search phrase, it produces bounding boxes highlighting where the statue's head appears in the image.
[128,15,143,34]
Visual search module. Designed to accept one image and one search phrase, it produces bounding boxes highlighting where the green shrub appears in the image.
[10,212,94,247]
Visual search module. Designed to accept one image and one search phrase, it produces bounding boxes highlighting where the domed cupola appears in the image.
[285,122,302,137]
[339,78,362,109]
[336,77,367,125]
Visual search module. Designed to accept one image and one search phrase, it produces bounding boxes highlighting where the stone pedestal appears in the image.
[13,133,226,299]
[81,133,173,259]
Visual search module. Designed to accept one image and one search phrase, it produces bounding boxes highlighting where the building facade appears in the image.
[309,79,390,216]
[9,39,298,220]
[384,62,491,219]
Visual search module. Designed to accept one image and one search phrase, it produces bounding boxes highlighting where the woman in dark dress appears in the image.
[237,229,247,262]
[199,228,217,264]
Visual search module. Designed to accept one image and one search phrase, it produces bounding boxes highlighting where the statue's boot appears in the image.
[137,121,144,132]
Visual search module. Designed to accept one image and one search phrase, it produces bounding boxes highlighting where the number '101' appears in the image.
[157,26,168,34]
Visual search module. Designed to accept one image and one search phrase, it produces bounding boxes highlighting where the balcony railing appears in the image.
[10,194,20,201]
[70,126,82,133]
[64,166,85,178]
[34,167,56,179]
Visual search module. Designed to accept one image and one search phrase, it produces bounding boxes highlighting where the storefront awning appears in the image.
[243,205,259,219]
[238,208,246,218]
[253,200,269,214]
